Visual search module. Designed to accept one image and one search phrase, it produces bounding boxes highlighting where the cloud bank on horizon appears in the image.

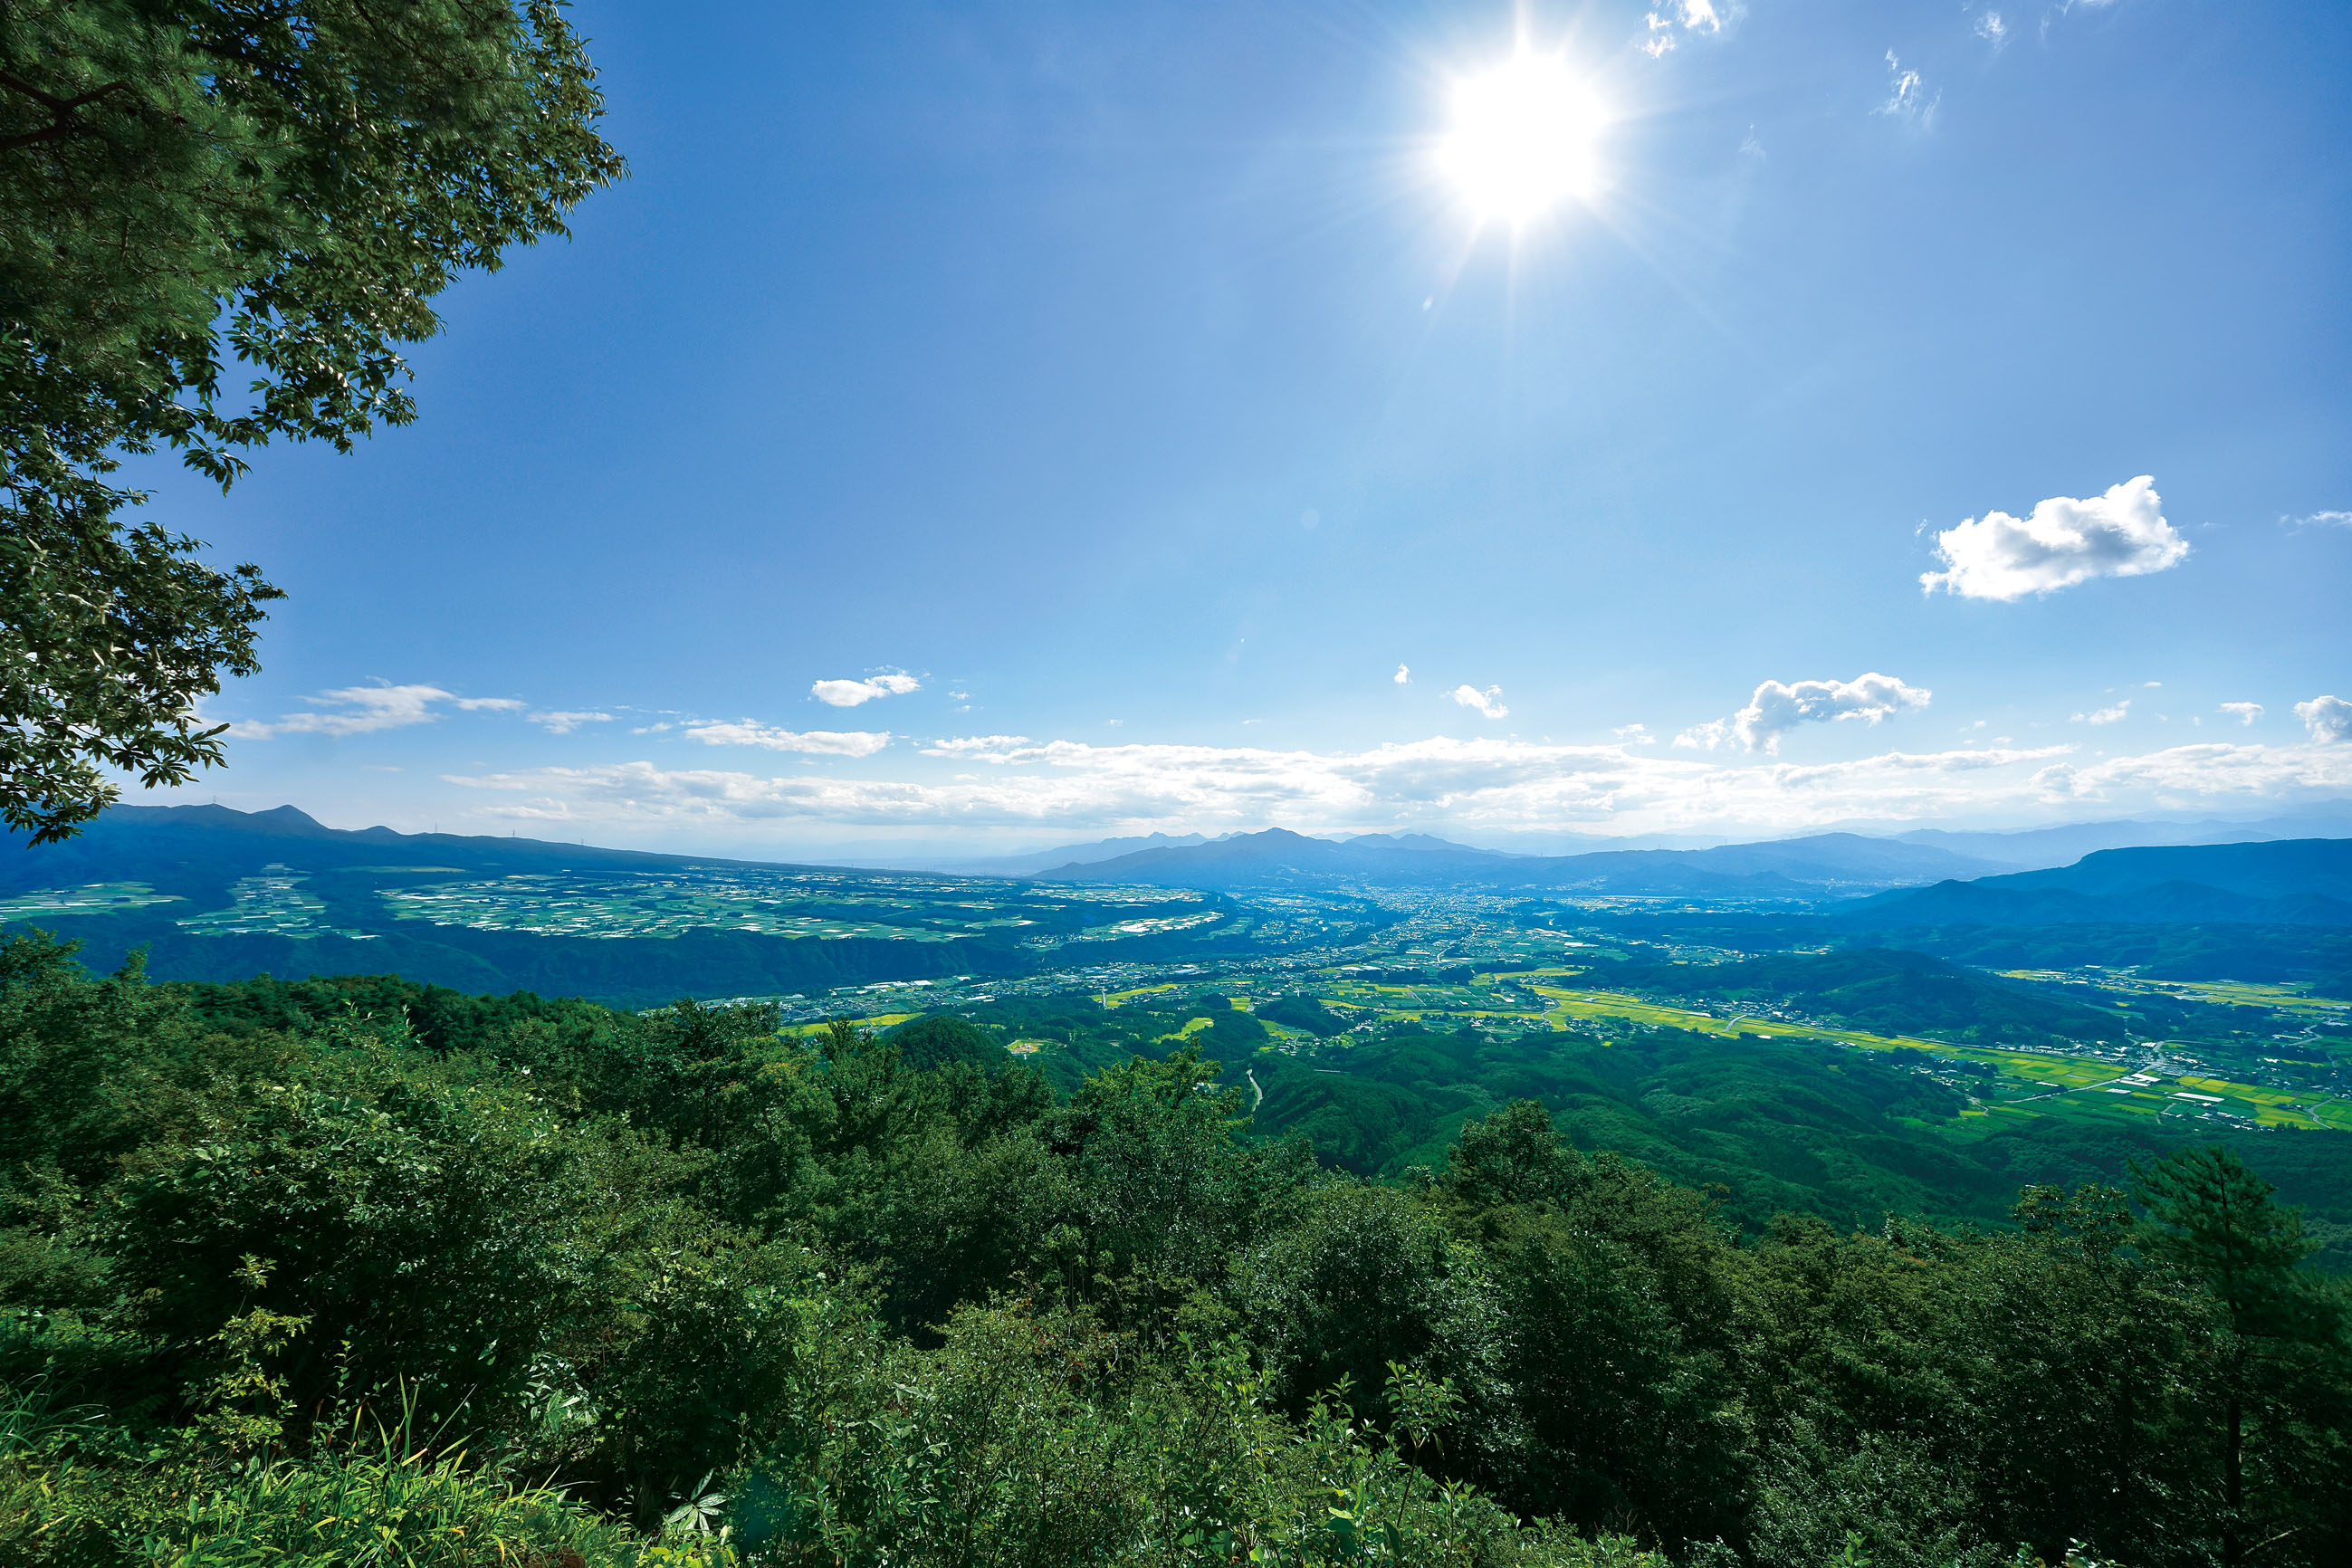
[438,723,2352,843]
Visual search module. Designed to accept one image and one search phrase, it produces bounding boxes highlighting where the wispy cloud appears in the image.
[811,672,922,708]
[1974,11,2007,46]
[683,722,893,757]
[1450,684,1509,720]
[1922,476,2188,601]
[2298,695,2352,744]
[2284,510,2351,530]
[1875,52,1938,126]
[1613,723,1657,745]
[2219,702,2263,727]
[1641,0,1726,56]
[529,711,612,735]
[2073,702,2130,726]
[232,684,512,740]
[1676,673,1930,753]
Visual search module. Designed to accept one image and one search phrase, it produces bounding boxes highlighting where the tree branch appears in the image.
[0,72,132,153]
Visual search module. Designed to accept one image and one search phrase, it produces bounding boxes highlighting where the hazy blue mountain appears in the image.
[1038,827,2005,895]
[1892,805,2352,868]
[0,803,758,895]
[913,832,1210,877]
[1847,837,2352,927]
[1338,832,1509,856]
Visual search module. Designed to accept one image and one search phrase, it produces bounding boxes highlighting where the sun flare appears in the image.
[1437,50,1604,225]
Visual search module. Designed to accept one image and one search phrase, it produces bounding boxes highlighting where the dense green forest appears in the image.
[1582,913,2352,1001]
[946,987,2352,1271]
[4,934,2349,1566]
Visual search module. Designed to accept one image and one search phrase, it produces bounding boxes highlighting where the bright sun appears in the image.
[1437,51,1603,225]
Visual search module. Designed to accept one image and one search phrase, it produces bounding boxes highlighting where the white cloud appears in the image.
[454,697,526,712]
[2028,740,2352,807]
[683,722,893,757]
[811,672,922,708]
[530,710,612,735]
[2073,702,2130,726]
[2286,510,2352,529]
[233,684,492,740]
[1921,476,2187,601]
[441,731,2352,842]
[2219,702,2263,727]
[1641,0,1726,55]
[922,734,1034,756]
[1613,724,1657,745]
[1974,11,2007,45]
[1450,684,1509,720]
[1876,52,1938,125]
[2298,695,2352,744]
[1394,664,1411,685]
[1675,673,1930,753]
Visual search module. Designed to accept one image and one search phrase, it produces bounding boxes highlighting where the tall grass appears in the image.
[0,1388,732,1568]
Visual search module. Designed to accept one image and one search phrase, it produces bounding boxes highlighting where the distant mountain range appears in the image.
[1847,838,2352,927]
[14,806,2352,950]
[1888,803,2352,866]
[0,803,778,897]
[1008,808,2352,905]
[1030,827,2007,895]
[918,832,1212,878]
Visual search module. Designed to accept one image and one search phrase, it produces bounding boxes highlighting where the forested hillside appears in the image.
[4,934,2348,1566]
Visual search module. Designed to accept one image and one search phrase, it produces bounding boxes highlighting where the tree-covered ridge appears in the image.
[1592,948,2136,1044]
[2,935,2349,1565]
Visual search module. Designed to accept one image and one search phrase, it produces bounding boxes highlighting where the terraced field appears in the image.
[0,882,180,918]
[2002,970,2352,1021]
[1150,962,2352,1136]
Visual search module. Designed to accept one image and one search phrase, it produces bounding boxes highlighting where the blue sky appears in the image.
[141,0,2350,856]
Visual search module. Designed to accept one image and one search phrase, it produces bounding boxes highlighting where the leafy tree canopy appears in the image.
[1,0,622,841]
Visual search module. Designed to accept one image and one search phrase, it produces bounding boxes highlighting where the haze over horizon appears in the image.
[117,0,2348,859]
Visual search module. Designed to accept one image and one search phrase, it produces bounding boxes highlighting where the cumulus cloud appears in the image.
[1450,684,1509,720]
[2299,696,2352,744]
[232,684,513,739]
[1394,664,1411,685]
[1876,52,1937,124]
[1675,673,1930,753]
[811,672,922,708]
[1921,476,2187,601]
[1613,724,1656,745]
[529,711,612,735]
[683,722,893,757]
[2073,702,2130,726]
[2219,703,2264,727]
